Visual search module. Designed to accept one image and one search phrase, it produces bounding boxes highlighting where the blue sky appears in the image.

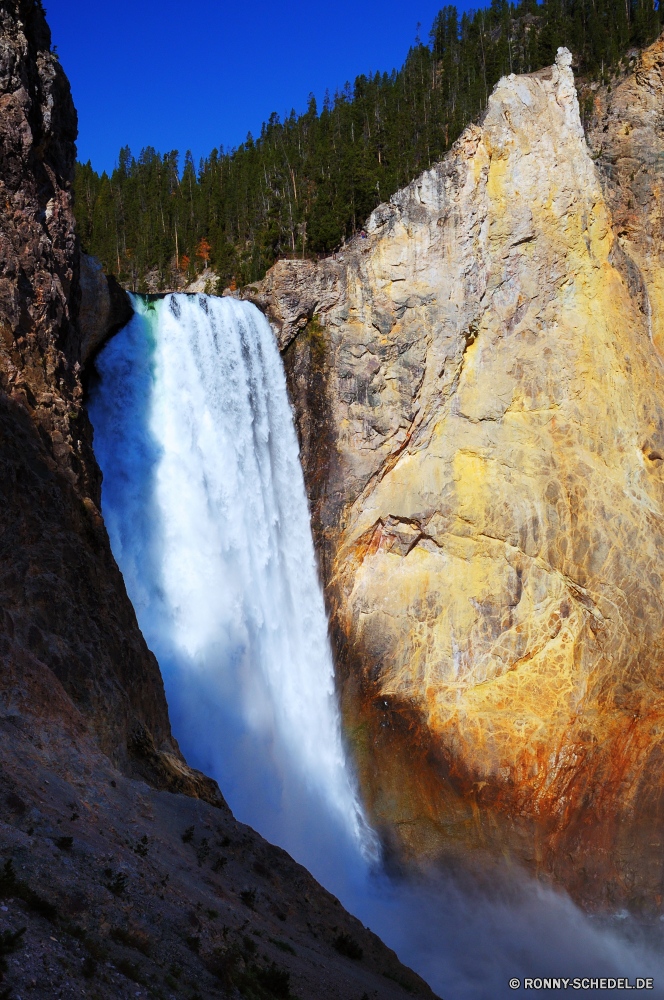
[46,0,452,176]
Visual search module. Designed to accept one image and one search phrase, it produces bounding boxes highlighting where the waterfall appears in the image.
[89,292,664,1000]
[89,293,374,877]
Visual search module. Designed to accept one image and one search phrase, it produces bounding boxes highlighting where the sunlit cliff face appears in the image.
[246,41,664,909]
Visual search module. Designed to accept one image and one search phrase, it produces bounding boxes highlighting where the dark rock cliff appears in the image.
[0,0,220,802]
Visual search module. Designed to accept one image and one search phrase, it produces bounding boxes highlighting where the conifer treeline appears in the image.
[73,0,660,290]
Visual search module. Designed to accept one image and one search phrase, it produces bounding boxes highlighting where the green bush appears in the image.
[269,938,295,955]
[333,932,363,960]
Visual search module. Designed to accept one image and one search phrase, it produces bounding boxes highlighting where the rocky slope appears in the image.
[0,4,437,997]
[0,708,435,1000]
[242,38,664,911]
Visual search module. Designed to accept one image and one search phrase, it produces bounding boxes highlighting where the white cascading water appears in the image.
[89,293,373,876]
[89,292,664,1000]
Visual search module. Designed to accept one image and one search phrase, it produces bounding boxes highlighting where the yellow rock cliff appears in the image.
[245,40,664,909]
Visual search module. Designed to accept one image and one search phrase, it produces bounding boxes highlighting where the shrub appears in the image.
[204,947,242,991]
[242,935,257,955]
[14,881,57,922]
[81,955,97,979]
[105,872,127,897]
[240,888,256,909]
[255,961,291,998]
[269,938,295,955]
[117,958,143,983]
[0,861,15,897]
[207,946,291,999]
[185,934,200,953]
[62,922,85,941]
[0,927,25,976]
[333,932,363,960]
[134,835,149,858]
[195,838,210,866]
[181,826,195,844]
[5,793,25,815]
[55,836,73,851]
[212,855,227,873]
[83,938,107,961]
[110,926,151,955]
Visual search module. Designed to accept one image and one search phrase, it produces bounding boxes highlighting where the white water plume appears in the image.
[89,293,374,871]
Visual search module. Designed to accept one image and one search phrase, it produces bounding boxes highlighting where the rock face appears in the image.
[0,0,217,802]
[0,12,436,996]
[584,36,664,364]
[78,251,133,366]
[244,40,664,910]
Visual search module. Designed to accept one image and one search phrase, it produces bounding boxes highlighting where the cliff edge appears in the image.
[243,40,664,911]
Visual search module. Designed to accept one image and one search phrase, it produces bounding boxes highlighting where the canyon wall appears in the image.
[0,10,436,997]
[244,39,664,910]
[0,0,219,802]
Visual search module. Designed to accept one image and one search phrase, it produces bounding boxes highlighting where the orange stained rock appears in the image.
[247,40,664,909]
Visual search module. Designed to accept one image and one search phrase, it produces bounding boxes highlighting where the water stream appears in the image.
[89,293,664,1000]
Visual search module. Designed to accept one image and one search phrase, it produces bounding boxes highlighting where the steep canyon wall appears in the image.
[0,0,222,803]
[244,39,664,910]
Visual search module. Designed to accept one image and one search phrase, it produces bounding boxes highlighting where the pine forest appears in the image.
[73,0,661,291]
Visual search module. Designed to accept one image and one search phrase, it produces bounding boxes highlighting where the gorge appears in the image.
[4,0,664,998]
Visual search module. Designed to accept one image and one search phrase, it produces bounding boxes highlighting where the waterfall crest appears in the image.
[89,293,374,869]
